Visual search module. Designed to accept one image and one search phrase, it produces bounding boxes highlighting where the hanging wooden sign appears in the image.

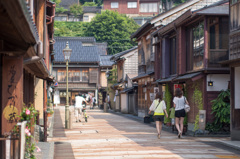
[2,56,23,135]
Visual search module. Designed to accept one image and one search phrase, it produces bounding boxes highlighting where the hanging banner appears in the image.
[2,56,23,135]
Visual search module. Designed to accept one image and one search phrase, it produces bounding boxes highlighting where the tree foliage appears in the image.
[211,90,230,125]
[84,10,139,55]
[83,2,98,6]
[56,7,68,13]
[54,21,89,37]
[52,0,61,7]
[163,84,172,124]
[52,0,68,13]
[70,4,83,17]
[80,0,102,6]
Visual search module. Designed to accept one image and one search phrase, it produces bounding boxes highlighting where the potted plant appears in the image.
[47,108,54,117]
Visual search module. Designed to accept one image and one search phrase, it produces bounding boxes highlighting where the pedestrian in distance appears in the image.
[107,94,111,110]
[75,93,88,123]
[89,93,94,109]
[148,92,168,139]
[173,88,189,138]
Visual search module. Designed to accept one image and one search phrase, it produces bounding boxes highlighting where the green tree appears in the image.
[70,4,83,17]
[52,0,61,7]
[54,21,89,37]
[52,0,68,13]
[84,10,139,55]
[80,0,102,6]
[56,7,68,13]
[83,2,97,6]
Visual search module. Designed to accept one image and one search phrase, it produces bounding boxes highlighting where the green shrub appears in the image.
[164,84,172,124]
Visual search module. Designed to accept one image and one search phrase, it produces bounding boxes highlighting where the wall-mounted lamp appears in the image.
[208,75,213,86]
[208,81,213,86]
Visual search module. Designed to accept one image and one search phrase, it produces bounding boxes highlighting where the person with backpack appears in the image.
[148,92,168,139]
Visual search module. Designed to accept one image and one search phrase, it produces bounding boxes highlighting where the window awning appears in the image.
[173,72,203,82]
[132,71,154,81]
[156,76,176,84]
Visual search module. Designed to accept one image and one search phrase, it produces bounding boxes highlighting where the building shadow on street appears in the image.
[53,108,75,159]
[53,108,67,137]
[90,112,240,158]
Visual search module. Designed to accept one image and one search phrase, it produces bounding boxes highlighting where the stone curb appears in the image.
[218,141,240,151]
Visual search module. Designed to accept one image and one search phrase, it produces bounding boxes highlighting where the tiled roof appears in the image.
[173,72,202,81]
[132,71,154,81]
[55,37,96,43]
[195,2,229,15]
[111,46,138,61]
[83,6,102,13]
[100,55,114,66]
[155,76,176,83]
[54,37,100,63]
[59,0,78,9]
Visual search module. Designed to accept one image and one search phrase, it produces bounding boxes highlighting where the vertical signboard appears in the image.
[2,56,23,135]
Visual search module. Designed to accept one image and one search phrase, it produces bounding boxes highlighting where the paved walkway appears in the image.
[49,107,240,159]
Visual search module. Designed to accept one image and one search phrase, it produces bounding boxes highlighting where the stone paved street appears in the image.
[49,106,240,159]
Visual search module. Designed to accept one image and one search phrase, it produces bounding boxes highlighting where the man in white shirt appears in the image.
[75,93,88,122]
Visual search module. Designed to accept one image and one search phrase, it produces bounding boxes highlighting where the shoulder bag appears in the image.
[184,97,190,113]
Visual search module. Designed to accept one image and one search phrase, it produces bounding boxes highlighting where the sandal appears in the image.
[157,134,160,139]
[178,131,182,138]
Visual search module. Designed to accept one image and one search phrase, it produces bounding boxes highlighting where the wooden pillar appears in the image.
[204,16,209,69]
[178,26,186,75]
[1,56,23,135]
[43,80,47,142]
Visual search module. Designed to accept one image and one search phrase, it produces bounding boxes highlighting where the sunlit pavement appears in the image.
[49,106,240,159]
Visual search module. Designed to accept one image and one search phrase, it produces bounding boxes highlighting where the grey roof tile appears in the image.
[100,55,114,66]
[83,6,102,13]
[59,0,78,9]
[111,46,138,61]
[55,37,96,43]
[54,37,100,63]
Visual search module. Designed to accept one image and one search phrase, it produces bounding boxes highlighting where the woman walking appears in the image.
[173,88,189,138]
[149,92,168,139]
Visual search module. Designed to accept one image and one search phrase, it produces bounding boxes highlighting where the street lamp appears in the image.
[63,41,72,129]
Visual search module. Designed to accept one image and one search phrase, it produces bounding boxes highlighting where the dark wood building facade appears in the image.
[153,1,230,129]
[131,23,158,117]
[0,0,55,156]
[224,0,240,140]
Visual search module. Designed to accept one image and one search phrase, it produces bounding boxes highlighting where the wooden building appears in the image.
[110,46,138,112]
[222,0,240,140]
[131,23,157,118]
[0,0,55,156]
[120,74,138,115]
[153,0,229,130]
[99,55,114,108]
[53,37,101,106]
[130,0,222,119]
